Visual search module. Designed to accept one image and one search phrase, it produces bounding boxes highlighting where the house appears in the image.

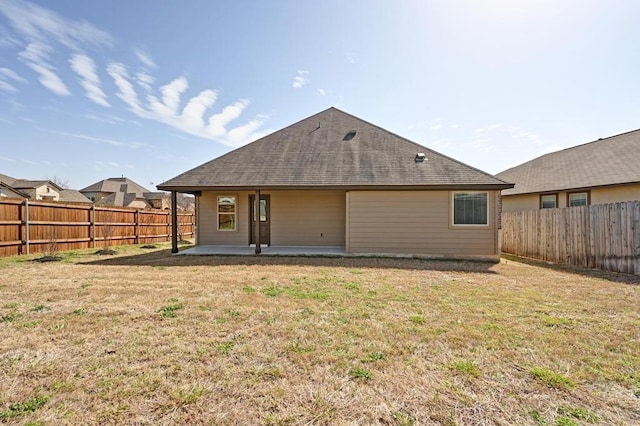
[497,129,640,212]
[0,173,62,201]
[158,107,513,259]
[143,192,171,210]
[80,177,152,208]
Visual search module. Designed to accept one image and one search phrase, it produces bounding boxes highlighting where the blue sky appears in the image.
[1,0,639,190]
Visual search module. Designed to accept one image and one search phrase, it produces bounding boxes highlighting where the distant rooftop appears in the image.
[497,128,640,195]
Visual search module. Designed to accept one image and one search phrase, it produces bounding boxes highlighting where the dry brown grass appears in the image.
[0,245,638,425]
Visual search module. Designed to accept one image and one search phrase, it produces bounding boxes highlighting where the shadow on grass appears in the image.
[79,248,500,273]
[502,254,640,285]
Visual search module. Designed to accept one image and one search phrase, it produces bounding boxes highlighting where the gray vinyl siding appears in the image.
[347,190,498,255]
[270,190,345,246]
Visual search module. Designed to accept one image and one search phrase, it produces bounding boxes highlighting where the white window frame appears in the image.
[451,191,489,227]
[217,195,237,231]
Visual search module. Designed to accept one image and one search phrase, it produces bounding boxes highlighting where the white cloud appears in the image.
[135,49,156,68]
[148,77,189,118]
[429,125,442,130]
[18,42,70,95]
[345,53,356,64]
[1,1,268,148]
[0,26,20,48]
[26,62,69,95]
[106,63,268,146]
[52,130,149,149]
[0,68,27,92]
[136,72,154,91]
[0,80,18,92]
[317,88,326,97]
[292,70,309,89]
[181,89,217,128]
[0,0,113,96]
[69,54,109,106]
[0,67,27,83]
[0,0,113,50]
[106,62,146,115]
[84,113,140,126]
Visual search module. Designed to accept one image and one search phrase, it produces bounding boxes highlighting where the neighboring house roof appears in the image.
[158,107,512,191]
[95,192,148,208]
[497,129,640,196]
[143,191,169,200]
[81,177,153,207]
[59,189,92,203]
[0,182,28,198]
[0,173,16,186]
[10,179,63,191]
[80,177,150,197]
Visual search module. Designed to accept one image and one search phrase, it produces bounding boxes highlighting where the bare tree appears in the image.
[97,209,117,255]
[175,194,195,243]
[176,194,195,213]
[46,176,70,189]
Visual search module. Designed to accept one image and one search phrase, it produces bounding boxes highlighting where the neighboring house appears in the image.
[144,192,171,210]
[80,177,152,208]
[158,107,513,258]
[0,173,62,201]
[0,173,90,203]
[497,129,640,212]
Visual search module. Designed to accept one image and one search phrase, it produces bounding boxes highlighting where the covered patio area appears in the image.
[177,245,347,257]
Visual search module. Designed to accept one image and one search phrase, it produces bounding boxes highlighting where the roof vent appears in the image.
[415,153,426,162]
[343,130,357,141]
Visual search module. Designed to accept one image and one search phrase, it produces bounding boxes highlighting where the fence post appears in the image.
[135,209,140,245]
[91,204,96,248]
[24,199,30,255]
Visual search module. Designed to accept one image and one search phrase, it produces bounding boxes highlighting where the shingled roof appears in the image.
[158,107,511,191]
[0,173,16,186]
[80,177,150,197]
[497,129,640,196]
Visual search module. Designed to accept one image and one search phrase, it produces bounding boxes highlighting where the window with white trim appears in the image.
[453,192,488,225]
[217,196,236,231]
[568,192,588,207]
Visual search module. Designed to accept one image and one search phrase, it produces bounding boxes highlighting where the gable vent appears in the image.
[343,130,357,141]
[415,153,426,162]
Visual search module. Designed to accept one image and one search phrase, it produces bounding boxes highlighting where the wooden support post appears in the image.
[171,191,178,253]
[254,189,261,254]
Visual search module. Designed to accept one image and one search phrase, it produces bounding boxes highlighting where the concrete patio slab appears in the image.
[177,245,346,257]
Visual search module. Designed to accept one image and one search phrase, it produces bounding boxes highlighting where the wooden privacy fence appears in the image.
[502,201,640,275]
[0,198,195,257]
